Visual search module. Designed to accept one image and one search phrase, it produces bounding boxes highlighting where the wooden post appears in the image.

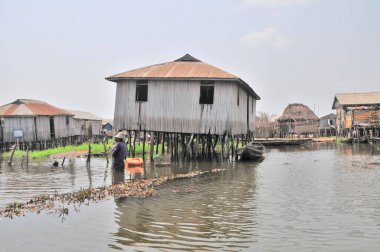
[162,133,165,154]
[133,131,137,157]
[155,132,159,155]
[7,144,17,166]
[86,142,91,164]
[128,130,132,157]
[187,134,194,157]
[231,135,236,161]
[142,130,146,158]
[196,134,200,158]
[212,135,219,154]
[103,140,109,164]
[176,133,179,156]
[150,131,154,160]
[236,135,240,150]
[61,157,66,166]
[221,134,225,159]
[26,146,29,167]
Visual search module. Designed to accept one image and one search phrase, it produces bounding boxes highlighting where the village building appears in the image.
[0,99,74,149]
[276,103,319,138]
[102,119,113,132]
[318,113,336,137]
[65,109,102,139]
[106,54,260,157]
[332,92,380,138]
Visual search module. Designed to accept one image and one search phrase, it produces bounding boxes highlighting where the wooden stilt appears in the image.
[150,131,154,160]
[142,130,146,158]
[162,133,165,154]
[133,131,137,157]
[155,132,159,155]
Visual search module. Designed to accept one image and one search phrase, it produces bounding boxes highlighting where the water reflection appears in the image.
[0,157,112,207]
[111,161,260,251]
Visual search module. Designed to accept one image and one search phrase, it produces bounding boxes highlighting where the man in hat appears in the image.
[112,132,127,170]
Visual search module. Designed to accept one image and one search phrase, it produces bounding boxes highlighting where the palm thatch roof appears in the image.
[278,103,318,122]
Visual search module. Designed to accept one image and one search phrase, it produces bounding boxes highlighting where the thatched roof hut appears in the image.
[278,103,318,122]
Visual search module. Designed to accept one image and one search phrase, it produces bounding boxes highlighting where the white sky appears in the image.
[1,0,379,118]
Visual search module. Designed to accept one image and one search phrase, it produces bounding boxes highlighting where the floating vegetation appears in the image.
[0,168,225,219]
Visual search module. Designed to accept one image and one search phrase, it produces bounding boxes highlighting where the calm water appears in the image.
[1,142,380,251]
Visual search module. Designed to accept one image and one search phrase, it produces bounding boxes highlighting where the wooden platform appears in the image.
[253,138,313,146]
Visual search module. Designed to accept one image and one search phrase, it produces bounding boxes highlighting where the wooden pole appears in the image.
[86,142,91,164]
[155,132,159,155]
[26,146,29,167]
[7,144,17,166]
[221,134,225,159]
[150,131,154,160]
[162,133,165,154]
[61,157,66,166]
[103,140,109,164]
[142,130,146,158]
[133,131,137,157]
[128,130,132,157]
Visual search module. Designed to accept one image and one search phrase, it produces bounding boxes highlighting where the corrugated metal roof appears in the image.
[319,113,336,120]
[332,92,380,109]
[0,99,72,117]
[106,54,260,99]
[65,109,101,121]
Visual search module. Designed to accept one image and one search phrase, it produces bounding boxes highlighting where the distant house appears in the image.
[106,54,260,138]
[332,92,380,137]
[65,109,102,138]
[0,99,73,147]
[318,113,336,137]
[102,119,113,132]
[276,103,319,138]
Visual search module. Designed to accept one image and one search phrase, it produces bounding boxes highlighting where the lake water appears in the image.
[1,142,380,251]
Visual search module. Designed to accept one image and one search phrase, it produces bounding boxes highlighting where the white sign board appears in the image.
[13,130,23,138]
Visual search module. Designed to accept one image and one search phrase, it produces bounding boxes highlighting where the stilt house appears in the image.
[106,54,260,138]
[318,113,336,137]
[276,103,319,138]
[65,109,102,138]
[0,99,74,146]
[332,92,380,137]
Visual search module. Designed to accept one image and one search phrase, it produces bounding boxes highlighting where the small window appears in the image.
[199,81,214,105]
[66,116,70,125]
[136,81,148,102]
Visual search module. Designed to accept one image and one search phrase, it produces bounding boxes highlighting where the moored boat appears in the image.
[236,142,265,161]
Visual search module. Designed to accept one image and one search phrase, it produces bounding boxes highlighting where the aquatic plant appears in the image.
[0,168,225,219]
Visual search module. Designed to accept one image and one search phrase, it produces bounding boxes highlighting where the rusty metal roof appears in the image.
[332,92,380,109]
[0,99,73,117]
[65,109,101,121]
[106,54,260,99]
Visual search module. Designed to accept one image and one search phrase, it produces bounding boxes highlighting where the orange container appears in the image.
[125,157,144,166]
[126,166,144,174]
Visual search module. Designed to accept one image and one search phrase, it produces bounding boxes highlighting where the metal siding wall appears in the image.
[88,120,102,135]
[3,117,35,142]
[54,116,70,138]
[114,80,257,135]
[36,116,51,141]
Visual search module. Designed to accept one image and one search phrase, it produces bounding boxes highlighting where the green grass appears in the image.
[2,140,115,159]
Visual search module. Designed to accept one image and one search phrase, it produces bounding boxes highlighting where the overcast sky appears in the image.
[1,0,379,118]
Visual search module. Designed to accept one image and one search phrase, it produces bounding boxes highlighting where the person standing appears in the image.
[112,132,127,170]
